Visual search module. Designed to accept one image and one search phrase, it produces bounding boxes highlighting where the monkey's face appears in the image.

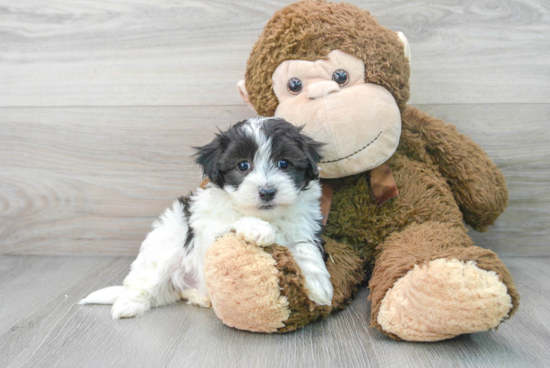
[271,50,401,179]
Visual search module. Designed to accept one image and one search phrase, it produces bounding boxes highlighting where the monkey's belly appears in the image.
[323,153,464,263]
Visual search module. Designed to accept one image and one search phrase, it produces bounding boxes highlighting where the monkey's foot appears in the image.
[376,258,513,342]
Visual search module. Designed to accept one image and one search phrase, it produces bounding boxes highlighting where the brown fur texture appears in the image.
[203,0,518,340]
[322,107,518,339]
[402,107,509,231]
[368,221,519,340]
[244,0,410,116]
[203,234,364,333]
[375,257,514,341]
[264,237,365,332]
[204,234,291,333]
[324,146,465,264]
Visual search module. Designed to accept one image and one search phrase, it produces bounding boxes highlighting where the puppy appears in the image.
[79,117,333,319]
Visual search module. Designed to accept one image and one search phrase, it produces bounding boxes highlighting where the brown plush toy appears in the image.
[203,0,519,341]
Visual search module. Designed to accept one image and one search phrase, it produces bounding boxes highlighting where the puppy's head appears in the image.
[194,117,323,214]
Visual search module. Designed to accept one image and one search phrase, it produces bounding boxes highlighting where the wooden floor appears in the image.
[0,255,549,368]
[1,0,550,367]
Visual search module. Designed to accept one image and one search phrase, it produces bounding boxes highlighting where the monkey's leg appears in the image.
[203,234,364,333]
[368,221,519,342]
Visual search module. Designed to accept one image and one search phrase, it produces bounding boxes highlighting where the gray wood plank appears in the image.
[1,104,548,256]
[0,0,548,107]
[0,255,129,333]
[0,255,548,367]
[0,105,256,255]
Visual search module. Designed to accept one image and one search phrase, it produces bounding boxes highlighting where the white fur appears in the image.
[79,117,333,319]
[233,217,276,246]
[78,286,124,304]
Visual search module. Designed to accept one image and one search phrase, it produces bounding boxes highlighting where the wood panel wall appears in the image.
[1,0,549,256]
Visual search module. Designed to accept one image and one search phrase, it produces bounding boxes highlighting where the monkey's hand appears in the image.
[203,234,364,333]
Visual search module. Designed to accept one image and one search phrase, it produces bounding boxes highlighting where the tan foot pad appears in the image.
[377,258,513,342]
[204,234,290,333]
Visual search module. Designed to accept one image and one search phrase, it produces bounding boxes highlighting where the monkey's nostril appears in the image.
[259,187,276,202]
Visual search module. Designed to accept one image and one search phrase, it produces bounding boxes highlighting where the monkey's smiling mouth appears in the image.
[320,131,383,164]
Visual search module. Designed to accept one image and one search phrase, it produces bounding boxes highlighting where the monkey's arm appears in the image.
[401,106,508,231]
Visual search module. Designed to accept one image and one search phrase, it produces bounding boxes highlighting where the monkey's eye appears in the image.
[237,161,251,172]
[332,69,349,86]
[278,159,289,169]
[287,78,303,95]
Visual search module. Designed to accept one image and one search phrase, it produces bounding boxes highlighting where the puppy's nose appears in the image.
[307,81,340,99]
[259,187,276,202]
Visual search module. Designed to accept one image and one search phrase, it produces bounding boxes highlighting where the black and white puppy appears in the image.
[79,117,333,319]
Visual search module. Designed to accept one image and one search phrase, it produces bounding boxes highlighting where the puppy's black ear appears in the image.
[194,133,227,187]
[301,134,324,182]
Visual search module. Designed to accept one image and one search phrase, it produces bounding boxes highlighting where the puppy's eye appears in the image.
[332,69,349,86]
[287,78,302,95]
[237,161,251,172]
[278,159,289,169]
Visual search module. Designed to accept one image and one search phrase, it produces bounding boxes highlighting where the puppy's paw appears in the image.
[111,293,150,319]
[233,217,276,247]
[304,272,333,307]
[293,243,333,306]
[181,289,212,308]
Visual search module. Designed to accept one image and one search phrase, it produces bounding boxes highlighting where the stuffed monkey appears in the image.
[203,0,519,341]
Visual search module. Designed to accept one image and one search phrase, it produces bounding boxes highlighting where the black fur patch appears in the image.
[194,120,258,188]
[314,220,327,262]
[178,195,194,250]
[262,118,324,189]
[194,118,324,190]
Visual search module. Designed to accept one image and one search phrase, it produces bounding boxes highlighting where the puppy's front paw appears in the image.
[293,243,333,306]
[181,289,212,308]
[304,272,333,307]
[233,217,276,247]
[111,293,150,320]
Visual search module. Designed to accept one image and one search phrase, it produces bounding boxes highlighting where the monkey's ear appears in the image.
[237,80,257,112]
[396,32,411,62]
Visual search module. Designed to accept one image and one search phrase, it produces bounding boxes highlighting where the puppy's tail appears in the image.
[78,286,125,305]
